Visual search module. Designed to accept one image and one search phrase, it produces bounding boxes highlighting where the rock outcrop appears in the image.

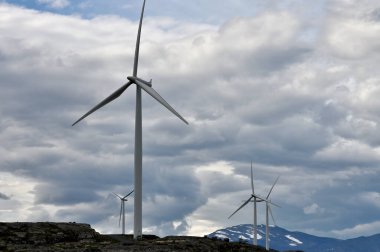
[0,222,277,251]
[0,222,107,251]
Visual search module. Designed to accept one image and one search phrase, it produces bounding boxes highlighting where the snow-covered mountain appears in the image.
[208,224,380,252]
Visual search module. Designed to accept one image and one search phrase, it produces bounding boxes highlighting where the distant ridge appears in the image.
[208,224,380,252]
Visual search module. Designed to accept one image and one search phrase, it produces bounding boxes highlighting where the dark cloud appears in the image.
[0,0,380,240]
[0,192,10,200]
[34,183,102,205]
[55,200,115,224]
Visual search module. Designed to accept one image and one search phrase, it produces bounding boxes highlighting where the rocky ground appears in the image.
[0,222,297,251]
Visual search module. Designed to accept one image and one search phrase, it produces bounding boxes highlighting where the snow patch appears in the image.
[285,235,303,244]
[215,234,229,239]
[216,231,228,235]
[239,235,249,240]
[245,233,253,239]
[227,229,242,234]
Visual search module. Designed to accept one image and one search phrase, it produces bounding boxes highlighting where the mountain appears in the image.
[208,224,380,252]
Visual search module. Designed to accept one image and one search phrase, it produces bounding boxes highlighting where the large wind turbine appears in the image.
[228,161,265,246]
[113,190,134,235]
[72,0,188,239]
[264,176,280,251]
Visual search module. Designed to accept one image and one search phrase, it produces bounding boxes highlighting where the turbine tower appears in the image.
[264,176,280,251]
[228,161,265,246]
[250,161,259,246]
[113,190,134,235]
[72,0,188,239]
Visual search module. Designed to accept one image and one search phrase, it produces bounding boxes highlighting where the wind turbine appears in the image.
[228,161,265,246]
[113,190,134,235]
[72,0,188,240]
[264,176,280,251]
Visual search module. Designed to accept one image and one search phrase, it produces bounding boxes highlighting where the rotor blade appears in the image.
[268,205,276,226]
[119,202,122,227]
[123,189,134,199]
[72,82,132,126]
[228,195,254,219]
[266,176,280,199]
[133,78,188,125]
[269,201,281,208]
[112,192,123,200]
[133,0,146,77]
[251,161,254,194]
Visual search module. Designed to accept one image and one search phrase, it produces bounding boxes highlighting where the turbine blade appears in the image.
[228,195,254,219]
[112,192,123,200]
[269,201,281,208]
[123,189,134,199]
[72,82,132,126]
[134,78,188,124]
[251,161,254,194]
[133,0,146,77]
[266,176,280,199]
[119,202,122,227]
[269,206,276,226]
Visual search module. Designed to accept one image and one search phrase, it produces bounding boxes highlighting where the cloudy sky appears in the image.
[1,0,380,240]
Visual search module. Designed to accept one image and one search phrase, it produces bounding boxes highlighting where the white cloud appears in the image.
[0,172,39,221]
[325,18,380,59]
[303,203,325,215]
[331,221,380,239]
[358,191,380,208]
[195,161,235,175]
[324,0,380,59]
[313,138,380,164]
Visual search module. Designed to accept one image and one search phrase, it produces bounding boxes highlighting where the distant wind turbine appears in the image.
[264,176,280,251]
[113,190,134,235]
[72,0,188,239]
[228,161,265,246]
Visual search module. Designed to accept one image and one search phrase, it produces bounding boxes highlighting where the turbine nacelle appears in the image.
[127,76,152,87]
[251,193,265,202]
